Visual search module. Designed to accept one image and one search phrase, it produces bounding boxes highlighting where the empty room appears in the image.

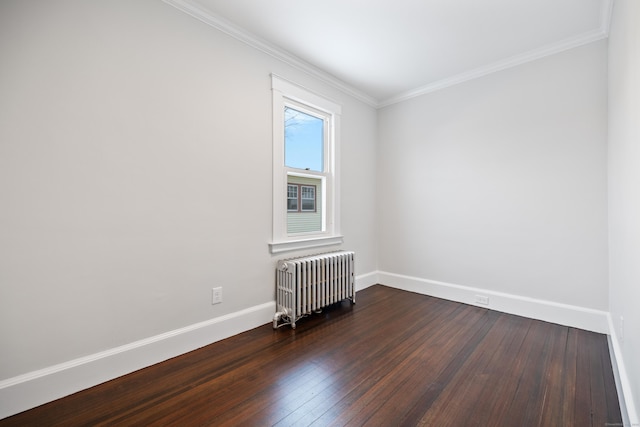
[1,0,638,425]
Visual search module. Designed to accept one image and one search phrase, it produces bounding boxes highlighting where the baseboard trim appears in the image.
[377,271,609,333]
[1,271,623,421]
[607,315,639,427]
[355,271,379,291]
[0,301,275,420]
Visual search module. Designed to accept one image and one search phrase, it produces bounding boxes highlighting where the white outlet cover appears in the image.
[212,287,223,305]
[475,295,490,305]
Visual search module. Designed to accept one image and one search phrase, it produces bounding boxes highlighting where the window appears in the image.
[287,184,316,212]
[301,186,316,212]
[287,184,298,212]
[270,75,342,253]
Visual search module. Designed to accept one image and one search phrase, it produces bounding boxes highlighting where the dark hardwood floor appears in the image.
[1,285,621,426]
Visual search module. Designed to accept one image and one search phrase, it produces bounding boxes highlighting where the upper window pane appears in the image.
[284,106,324,172]
[301,186,315,199]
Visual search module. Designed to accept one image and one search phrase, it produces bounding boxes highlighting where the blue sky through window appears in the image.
[285,107,324,172]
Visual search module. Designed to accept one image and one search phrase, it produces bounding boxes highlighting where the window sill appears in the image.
[269,235,344,254]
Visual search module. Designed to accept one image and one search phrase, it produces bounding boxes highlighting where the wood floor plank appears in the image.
[497,319,549,425]
[0,285,621,427]
[575,329,597,427]
[303,298,470,426]
[586,331,622,427]
[414,312,528,426]
[599,336,623,423]
[536,324,570,427]
[560,327,579,426]
[341,306,497,426]
[394,308,501,426]
[465,313,532,425]
[274,297,460,427]
[519,321,566,426]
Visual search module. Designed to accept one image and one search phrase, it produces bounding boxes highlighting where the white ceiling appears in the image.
[165,0,612,107]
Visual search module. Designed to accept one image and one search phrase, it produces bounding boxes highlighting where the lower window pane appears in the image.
[287,177,322,233]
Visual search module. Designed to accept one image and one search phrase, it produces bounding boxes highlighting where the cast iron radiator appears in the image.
[273,251,355,329]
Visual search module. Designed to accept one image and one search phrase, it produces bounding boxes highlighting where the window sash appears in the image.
[284,106,326,173]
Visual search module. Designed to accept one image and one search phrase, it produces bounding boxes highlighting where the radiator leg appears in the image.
[273,312,283,329]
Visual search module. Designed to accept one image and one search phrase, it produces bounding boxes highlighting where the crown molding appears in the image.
[161,0,379,108]
[601,0,614,36]
[379,27,610,108]
[163,0,612,110]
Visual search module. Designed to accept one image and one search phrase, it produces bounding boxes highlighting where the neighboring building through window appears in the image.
[287,184,316,213]
[270,75,342,253]
[300,185,316,212]
[287,184,298,212]
[287,178,321,234]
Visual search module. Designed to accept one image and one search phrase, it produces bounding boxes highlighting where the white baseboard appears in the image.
[0,301,275,420]
[607,315,639,427]
[1,272,627,422]
[355,271,378,291]
[377,271,609,333]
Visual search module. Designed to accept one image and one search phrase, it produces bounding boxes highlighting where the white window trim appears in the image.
[269,74,343,254]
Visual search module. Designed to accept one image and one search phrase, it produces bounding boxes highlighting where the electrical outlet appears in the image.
[475,295,489,305]
[212,287,223,305]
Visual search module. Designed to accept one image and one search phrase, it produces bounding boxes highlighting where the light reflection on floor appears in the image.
[270,351,342,424]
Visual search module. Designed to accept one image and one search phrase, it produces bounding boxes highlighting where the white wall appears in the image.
[377,41,609,310]
[0,0,624,420]
[0,0,377,387]
[608,0,640,421]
